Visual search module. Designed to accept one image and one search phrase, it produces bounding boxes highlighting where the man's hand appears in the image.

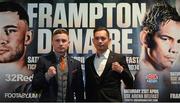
[112,62,124,73]
[47,66,56,78]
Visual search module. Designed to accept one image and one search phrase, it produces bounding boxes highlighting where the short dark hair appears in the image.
[93,27,110,38]
[53,29,69,38]
[142,2,180,34]
[0,2,29,25]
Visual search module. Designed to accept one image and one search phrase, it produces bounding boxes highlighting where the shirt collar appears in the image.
[54,51,67,60]
[95,49,110,59]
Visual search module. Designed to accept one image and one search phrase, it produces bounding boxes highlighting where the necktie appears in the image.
[60,57,66,72]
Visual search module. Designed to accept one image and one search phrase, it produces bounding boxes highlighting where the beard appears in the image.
[0,46,24,63]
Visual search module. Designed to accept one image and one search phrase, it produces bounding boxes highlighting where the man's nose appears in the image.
[169,42,179,54]
[0,30,8,46]
[98,39,103,43]
[59,41,63,45]
[0,40,8,46]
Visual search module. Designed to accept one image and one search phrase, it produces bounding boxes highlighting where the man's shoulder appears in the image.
[110,52,126,59]
[38,52,55,61]
[68,57,81,64]
[43,52,55,57]
[85,54,95,61]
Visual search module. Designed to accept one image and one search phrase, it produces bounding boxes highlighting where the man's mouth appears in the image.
[0,48,9,55]
[59,47,64,49]
[98,45,104,47]
[165,56,175,62]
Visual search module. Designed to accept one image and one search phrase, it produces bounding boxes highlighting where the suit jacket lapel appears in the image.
[49,52,59,88]
[100,51,114,79]
[67,56,73,88]
[50,52,58,66]
[89,55,100,79]
[90,52,114,79]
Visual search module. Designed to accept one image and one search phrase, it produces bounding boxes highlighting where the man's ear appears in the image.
[108,38,111,45]
[68,40,70,46]
[24,30,32,46]
[140,29,148,47]
[92,38,95,45]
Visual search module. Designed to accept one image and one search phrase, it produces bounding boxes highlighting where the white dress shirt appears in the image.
[94,49,110,76]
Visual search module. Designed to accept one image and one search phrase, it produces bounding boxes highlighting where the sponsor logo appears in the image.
[146,73,158,83]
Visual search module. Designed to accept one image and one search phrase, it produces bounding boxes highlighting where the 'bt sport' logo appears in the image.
[146,73,158,83]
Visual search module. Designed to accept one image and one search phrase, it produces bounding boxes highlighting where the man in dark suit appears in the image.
[32,29,84,102]
[85,27,134,102]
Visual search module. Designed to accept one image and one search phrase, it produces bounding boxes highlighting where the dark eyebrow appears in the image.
[3,25,17,29]
[158,34,173,39]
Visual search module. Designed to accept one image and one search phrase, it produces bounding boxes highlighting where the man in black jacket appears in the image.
[32,29,84,102]
[85,27,134,102]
